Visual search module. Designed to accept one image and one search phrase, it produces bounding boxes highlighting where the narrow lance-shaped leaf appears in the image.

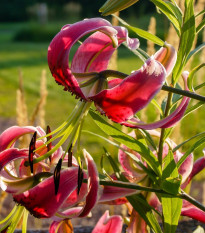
[113,15,164,46]
[161,151,182,233]
[99,0,139,16]
[172,0,195,84]
[196,18,205,34]
[150,0,181,35]
[177,137,205,168]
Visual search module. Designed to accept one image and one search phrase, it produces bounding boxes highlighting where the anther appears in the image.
[68,144,73,167]
[54,158,62,195]
[29,131,37,174]
[77,162,84,195]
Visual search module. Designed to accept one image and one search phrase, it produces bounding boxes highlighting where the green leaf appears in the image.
[173,131,205,152]
[150,0,181,35]
[184,101,204,119]
[161,195,182,233]
[177,136,205,168]
[196,18,205,34]
[187,63,205,90]
[89,109,162,176]
[99,0,139,16]
[187,42,205,62]
[172,0,195,84]
[195,9,205,18]
[165,1,183,27]
[113,15,164,46]
[161,151,181,195]
[127,194,163,233]
[161,151,182,233]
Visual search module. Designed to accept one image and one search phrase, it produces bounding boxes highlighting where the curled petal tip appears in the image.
[154,42,177,76]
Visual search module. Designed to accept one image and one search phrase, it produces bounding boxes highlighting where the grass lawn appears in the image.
[0,20,205,173]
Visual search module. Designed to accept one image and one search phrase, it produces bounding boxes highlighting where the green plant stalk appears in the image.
[158,92,173,167]
[83,179,205,212]
[99,70,205,102]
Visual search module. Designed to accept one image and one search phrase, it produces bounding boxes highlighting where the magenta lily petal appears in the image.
[71,26,138,74]
[181,201,205,223]
[60,183,88,209]
[177,153,193,184]
[99,184,138,203]
[0,126,39,151]
[0,148,28,171]
[0,175,36,194]
[92,210,123,233]
[91,57,166,123]
[13,167,79,218]
[48,18,119,99]
[49,219,73,233]
[78,149,99,217]
[154,42,177,76]
[187,149,205,183]
[122,71,190,129]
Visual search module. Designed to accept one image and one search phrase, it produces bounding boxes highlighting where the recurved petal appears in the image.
[187,149,205,183]
[78,149,99,217]
[92,211,123,233]
[154,42,177,76]
[0,126,39,151]
[91,57,166,123]
[181,200,205,223]
[49,219,73,233]
[48,18,118,99]
[99,185,139,203]
[178,153,194,184]
[13,167,79,218]
[0,148,28,172]
[122,71,190,129]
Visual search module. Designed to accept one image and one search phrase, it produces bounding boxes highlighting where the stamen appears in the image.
[68,143,73,167]
[77,162,84,195]
[29,132,37,174]
[54,158,62,195]
[46,125,52,162]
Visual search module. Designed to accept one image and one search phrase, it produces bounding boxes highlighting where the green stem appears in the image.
[161,85,205,102]
[158,92,173,167]
[99,70,205,102]
[85,179,205,213]
[179,191,205,212]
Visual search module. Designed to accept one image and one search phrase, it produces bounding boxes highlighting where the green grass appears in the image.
[0,20,205,173]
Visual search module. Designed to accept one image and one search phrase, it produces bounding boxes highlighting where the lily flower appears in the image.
[0,125,134,232]
[48,18,187,131]
[49,210,123,233]
[0,126,100,231]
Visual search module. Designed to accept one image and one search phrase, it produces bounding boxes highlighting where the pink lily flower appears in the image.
[0,126,99,219]
[92,210,123,233]
[48,18,187,130]
[50,210,123,233]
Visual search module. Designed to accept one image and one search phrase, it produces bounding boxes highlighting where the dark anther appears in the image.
[68,144,73,167]
[46,125,52,162]
[54,158,62,195]
[77,162,84,195]
[29,131,37,174]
